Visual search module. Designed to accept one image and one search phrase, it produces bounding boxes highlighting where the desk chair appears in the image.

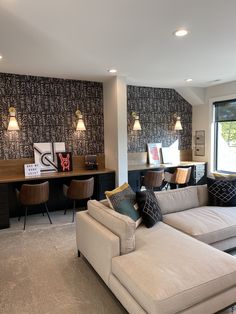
[16,181,52,230]
[63,177,94,222]
[141,170,165,191]
[164,167,192,190]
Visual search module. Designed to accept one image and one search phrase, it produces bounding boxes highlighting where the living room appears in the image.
[1,1,236,313]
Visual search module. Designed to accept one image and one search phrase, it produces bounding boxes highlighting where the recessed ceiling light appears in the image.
[0,55,3,60]
[173,29,189,37]
[107,69,117,73]
[185,78,193,82]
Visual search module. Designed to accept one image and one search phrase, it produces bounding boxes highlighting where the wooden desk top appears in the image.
[128,161,206,172]
[0,168,114,184]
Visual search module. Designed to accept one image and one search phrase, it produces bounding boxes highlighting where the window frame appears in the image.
[213,98,236,174]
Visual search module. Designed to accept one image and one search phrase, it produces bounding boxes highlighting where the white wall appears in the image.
[192,80,236,173]
[103,76,128,186]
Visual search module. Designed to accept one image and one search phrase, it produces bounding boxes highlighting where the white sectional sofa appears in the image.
[76,185,236,314]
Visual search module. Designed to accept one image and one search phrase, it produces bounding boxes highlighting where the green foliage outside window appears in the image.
[220,121,236,146]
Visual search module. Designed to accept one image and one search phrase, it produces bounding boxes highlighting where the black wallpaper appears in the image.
[0,73,104,159]
[127,85,192,152]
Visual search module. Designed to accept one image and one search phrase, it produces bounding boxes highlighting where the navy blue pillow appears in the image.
[207,177,236,206]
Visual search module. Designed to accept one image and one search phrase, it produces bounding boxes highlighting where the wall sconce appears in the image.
[174,116,183,131]
[132,112,142,131]
[75,110,86,131]
[7,107,20,131]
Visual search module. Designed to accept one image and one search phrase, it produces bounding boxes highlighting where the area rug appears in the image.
[0,220,235,314]
[0,222,126,314]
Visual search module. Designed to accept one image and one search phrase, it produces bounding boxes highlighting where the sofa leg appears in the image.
[78,250,81,257]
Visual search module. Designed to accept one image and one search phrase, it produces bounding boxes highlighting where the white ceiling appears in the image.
[0,0,236,88]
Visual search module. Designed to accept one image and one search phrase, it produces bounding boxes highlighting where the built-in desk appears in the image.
[128,161,207,192]
[0,163,115,229]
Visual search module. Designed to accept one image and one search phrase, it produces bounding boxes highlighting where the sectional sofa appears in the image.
[76,185,236,314]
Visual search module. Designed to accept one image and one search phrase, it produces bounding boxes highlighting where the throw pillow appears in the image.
[136,190,162,228]
[105,183,141,226]
[207,177,236,206]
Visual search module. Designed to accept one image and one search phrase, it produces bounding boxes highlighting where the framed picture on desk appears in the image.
[147,143,162,165]
[56,152,73,172]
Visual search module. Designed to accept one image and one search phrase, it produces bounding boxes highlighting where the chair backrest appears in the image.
[67,177,94,200]
[143,170,164,189]
[19,181,49,206]
[175,167,192,185]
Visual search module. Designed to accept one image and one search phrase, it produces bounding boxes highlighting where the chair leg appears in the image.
[18,207,22,221]
[64,208,67,215]
[23,207,28,230]
[72,200,76,223]
[44,203,52,224]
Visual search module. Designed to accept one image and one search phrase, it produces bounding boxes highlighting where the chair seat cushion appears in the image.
[111,222,236,314]
[163,206,236,244]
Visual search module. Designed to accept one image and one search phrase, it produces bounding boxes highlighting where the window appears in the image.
[214,99,236,173]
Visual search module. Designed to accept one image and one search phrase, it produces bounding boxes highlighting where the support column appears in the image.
[103,76,127,186]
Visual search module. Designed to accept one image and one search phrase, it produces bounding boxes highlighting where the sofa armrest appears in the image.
[76,211,120,285]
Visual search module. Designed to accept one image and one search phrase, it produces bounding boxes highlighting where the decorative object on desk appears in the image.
[161,147,180,164]
[76,110,86,131]
[34,142,65,172]
[147,143,162,165]
[85,155,98,170]
[24,163,41,177]
[7,107,20,131]
[56,152,73,172]
[195,130,205,156]
[174,115,183,131]
[132,112,142,131]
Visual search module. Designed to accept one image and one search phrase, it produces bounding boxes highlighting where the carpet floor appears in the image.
[0,211,126,314]
[0,211,235,314]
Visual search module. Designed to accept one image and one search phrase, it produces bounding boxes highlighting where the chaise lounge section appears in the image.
[76,185,236,314]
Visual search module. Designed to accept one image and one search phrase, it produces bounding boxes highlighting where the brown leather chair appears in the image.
[16,181,52,230]
[63,177,94,222]
[141,170,165,191]
[164,167,192,189]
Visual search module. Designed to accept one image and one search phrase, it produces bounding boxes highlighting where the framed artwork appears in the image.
[161,147,180,164]
[195,130,205,145]
[56,152,73,172]
[34,142,65,172]
[147,143,162,165]
[195,145,205,156]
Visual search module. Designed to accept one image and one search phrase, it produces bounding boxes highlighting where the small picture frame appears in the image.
[195,130,205,145]
[56,152,73,172]
[24,163,41,177]
[147,143,162,165]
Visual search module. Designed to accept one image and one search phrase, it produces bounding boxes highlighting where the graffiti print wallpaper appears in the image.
[127,85,192,152]
[0,73,104,159]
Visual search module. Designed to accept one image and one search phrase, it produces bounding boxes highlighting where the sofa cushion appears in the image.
[105,182,136,209]
[163,206,236,244]
[112,222,236,314]
[136,190,162,228]
[207,177,236,206]
[87,200,136,255]
[197,184,208,206]
[155,186,199,215]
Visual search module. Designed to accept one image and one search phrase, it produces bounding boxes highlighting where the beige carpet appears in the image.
[0,212,235,314]
[0,212,126,314]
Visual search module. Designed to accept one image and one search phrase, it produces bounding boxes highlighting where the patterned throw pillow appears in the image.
[136,190,162,228]
[207,177,236,206]
[105,183,141,226]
